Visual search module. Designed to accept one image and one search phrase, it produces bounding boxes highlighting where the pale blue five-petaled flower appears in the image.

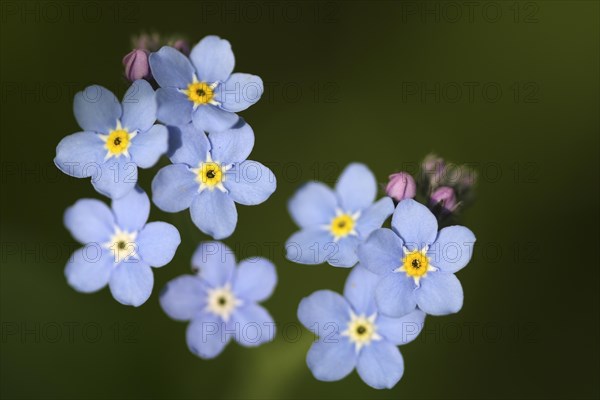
[358,199,476,317]
[64,187,180,307]
[298,265,425,389]
[54,80,168,199]
[160,241,277,359]
[286,163,394,267]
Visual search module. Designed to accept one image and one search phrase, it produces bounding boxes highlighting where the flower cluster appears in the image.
[287,162,476,389]
[53,31,478,387]
[55,31,276,346]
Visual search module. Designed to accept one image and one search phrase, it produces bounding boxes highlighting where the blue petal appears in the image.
[327,236,359,268]
[65,247,113,293]
[129,125,169,168]
[231,303,275,347]
[73,85,121,133]
[159,275,206,321]
[428,226,476,273]
[151,164,198,212]
[111,185,149,232]
[190,35,235,83]
[108,259,154,307]
[297,290,350,335]
[217,73,263,112]
[186,312,230,359]
[156,87,193,125]
[191,242,236,288]
[355,197,394,238]
[136,222,181,267]
[92,158,138,199]
[190,190,237,239]
[288,182,337,228]
[149,46,194,88]
[130,124,168,168]
[377,310,426,345]
[192,104,239,133]
[391,199,438,250]
[415,272,463,316]
[207,122,254,164]
[121,79,156,132]
[335,163,377,213]
[307,339,356,382]
[285,228,336,265]
[64,199,115,244]
[232,258,277,302]
[375,273,417,318]
[358,228,404,276]
[224,161,276,206]
[343,265,380,315]
[168,124,210,166]
[356,340,404,389]
[54,131,105,178]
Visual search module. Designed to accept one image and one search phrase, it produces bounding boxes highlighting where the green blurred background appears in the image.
[1,1,599,399]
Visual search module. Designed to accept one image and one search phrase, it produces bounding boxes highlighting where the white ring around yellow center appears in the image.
[190,154,231,193]
[99,120,136,160]
[396,246,437,286]
[328,211,360,241]
[341,312,381,353]
[182,76,220,108]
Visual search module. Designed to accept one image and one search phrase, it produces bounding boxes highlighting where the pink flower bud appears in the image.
[122,49,151,81]
[430,186,457,211]
[172,39,190,55]
[421,153,446,188]
[385,172,416,202]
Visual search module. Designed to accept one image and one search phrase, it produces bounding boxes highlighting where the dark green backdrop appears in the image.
[1,1,599,399]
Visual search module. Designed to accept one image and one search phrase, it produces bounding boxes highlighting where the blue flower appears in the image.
[285,163,394,267]
[160,241,277,359]
[298,265,425,389]
[358,199,476,317]
[151,122,276,239]
[63,187,181,307]
[54,80,168,199]
[149,35,263,132]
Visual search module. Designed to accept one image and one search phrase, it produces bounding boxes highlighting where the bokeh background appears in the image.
[1,1,599,399]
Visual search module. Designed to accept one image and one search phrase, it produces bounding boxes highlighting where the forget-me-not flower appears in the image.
[160,241,277,359]
[358,199,476,317]
[286,163,394,267]
[64,187,180,306]
[54,80,168,199]
[149,35,263,132]
[151,122,276,239]
[298,265,425,389]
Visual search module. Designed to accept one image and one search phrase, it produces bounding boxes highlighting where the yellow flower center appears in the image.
[105,129,131,156]
[342,312,381,352]
[187,81,214,105]
[196,162,223,187]
[402,249,430,278]
[330,214,355,238]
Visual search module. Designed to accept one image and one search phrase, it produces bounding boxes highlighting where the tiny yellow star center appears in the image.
[105,129,131,155]
[342,313,381,352]
[330,214,355,238]
[187,81,214,105]
[402,250,430,278]
[196,162,223,187]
